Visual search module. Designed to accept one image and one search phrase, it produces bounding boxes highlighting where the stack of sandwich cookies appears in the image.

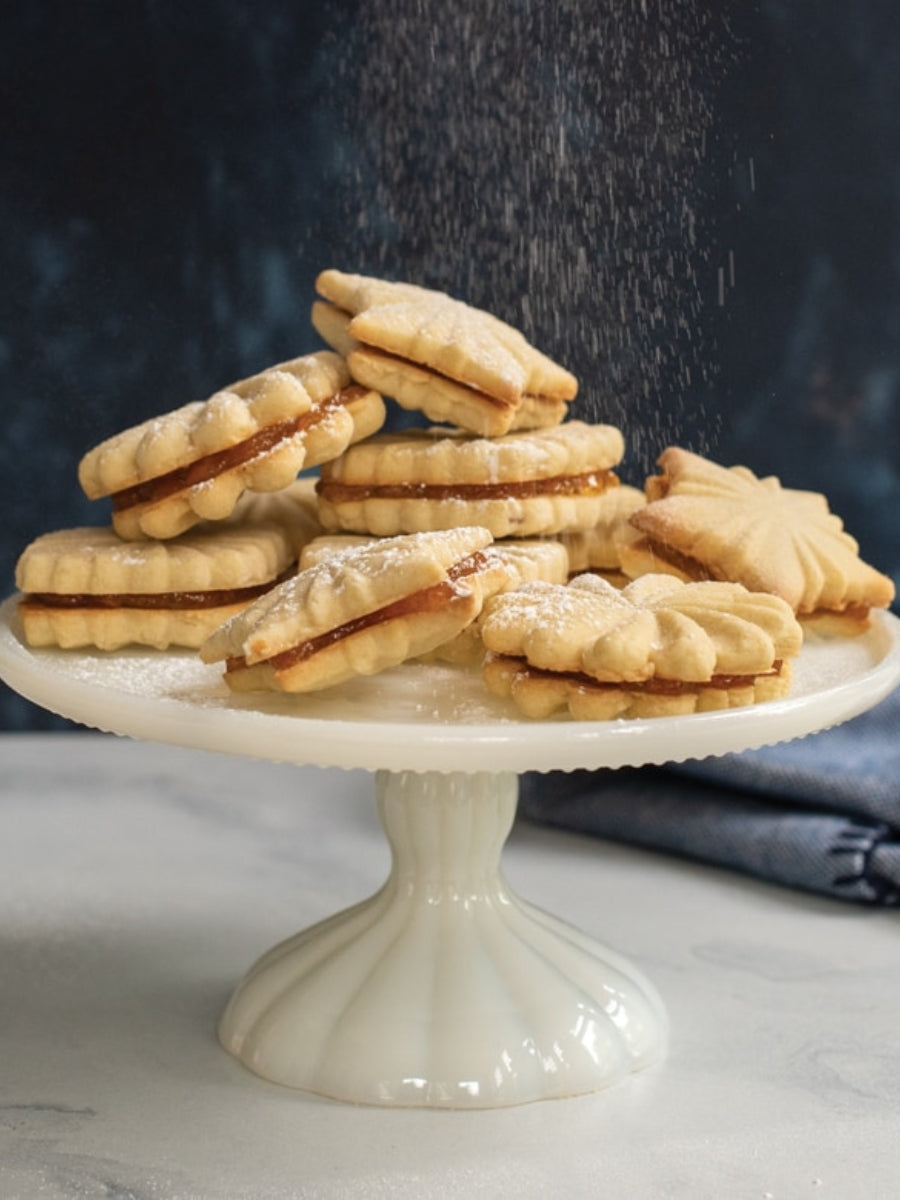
[200,527,516,692]
[620,447,896,633]
[313,269,578,437]
[14,483,324,651]
[315,421,625,539]
[21,260,892,725]
[480,572,804,720]
[78,351,384,541]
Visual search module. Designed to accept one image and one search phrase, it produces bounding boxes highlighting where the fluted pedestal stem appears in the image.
[218,769,667,1108]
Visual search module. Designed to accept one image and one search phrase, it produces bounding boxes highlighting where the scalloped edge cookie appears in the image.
[315,421,625,539]
[200,526,512,693]
[479,572,803,720]
[314,269,577,436]
[622,447,895,633]
[13,489,321,650]
[78,351,384,541]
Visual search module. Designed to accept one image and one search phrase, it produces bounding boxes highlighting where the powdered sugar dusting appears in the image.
[323,1,737,473]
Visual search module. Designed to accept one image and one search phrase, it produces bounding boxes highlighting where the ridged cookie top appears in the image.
[315,269,438,315]
[200,525,497,665]
[15,519,297,596]
[320,422,625,487]
[480,572,803,683]
[631,448,895,614]
[78,351,351,498]
[299,533,569,586]
[315,269,577,405]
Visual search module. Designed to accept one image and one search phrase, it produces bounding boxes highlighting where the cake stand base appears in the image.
[218,769,667,1108]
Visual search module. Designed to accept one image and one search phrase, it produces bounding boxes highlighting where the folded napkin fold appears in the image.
[519,687,900,905]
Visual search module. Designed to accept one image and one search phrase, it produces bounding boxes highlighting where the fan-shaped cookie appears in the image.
[315,421,625,539]
[200,526,512,693]
[78,351,385,541]
[14,488,318,651]
[314,269,577,436]
[480,572,803,720]
[622,448,895,632]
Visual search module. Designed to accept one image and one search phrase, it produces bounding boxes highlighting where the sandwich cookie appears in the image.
[298,532,571,665]
[200,526,512,693]
[480,572,803,720]
[14,486,322,651]
[78,351,385,541]
[313,269,578,436]
[621,447,896,633]
[315,421,626,539]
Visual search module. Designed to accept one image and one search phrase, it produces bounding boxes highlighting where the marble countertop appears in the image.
[1,733,898,1199]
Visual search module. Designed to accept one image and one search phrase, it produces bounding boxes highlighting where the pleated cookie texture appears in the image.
[623,447,895,631]
[78,351,384,541]
[200,526,512,693]
[480,572,803,720]
[313,268,577,436]
[316,421,625,539]
[297,532,570,666]
[14,512,302,651]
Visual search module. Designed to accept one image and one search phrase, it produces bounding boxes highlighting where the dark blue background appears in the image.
[2,1,898,729]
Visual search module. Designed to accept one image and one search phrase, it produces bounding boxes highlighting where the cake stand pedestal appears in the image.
[220,768,665,1106]
[2,595,899,1108]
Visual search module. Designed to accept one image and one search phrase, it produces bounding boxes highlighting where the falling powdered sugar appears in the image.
[321,0,738,477]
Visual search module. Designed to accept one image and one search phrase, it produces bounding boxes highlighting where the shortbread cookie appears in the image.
[200,526,512,693]
[622,447,895,632]
[314,269,578,436]
[300,532,568,581]
[559,484,646,583]
[312,275,433,359]
[298,532,570,665]
[78,351,385,541]
[316,421,625,539]
[14,494,314,650]
[480,572,803,720]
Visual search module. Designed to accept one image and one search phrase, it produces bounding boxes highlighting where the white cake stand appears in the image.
[2,594,899,1109]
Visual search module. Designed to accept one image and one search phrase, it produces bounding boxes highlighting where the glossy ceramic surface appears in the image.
[219,769,667,1106]
[1,596,898,1107]
[1,597,899,774]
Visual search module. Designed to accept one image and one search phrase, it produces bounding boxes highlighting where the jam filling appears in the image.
[638,537,871,620]
[357,344,570,409]
[22,570,293,612]
[317,469,617,505]
[493,655,784,693]
[355,346,514,411]
[634,537,717,583]
[226,550,491,675]
[111,386,366,512]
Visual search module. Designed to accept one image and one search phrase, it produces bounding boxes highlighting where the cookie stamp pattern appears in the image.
[314,268,577,436]
[200,526,513,693]
[623,447,896,632]
[480,572,803,720]
[78,351,384,540]
[14,492,319,650]
[316,421,625,538]
[299,533,570,666]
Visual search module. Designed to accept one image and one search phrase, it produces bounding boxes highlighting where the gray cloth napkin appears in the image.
[519,687,900,905]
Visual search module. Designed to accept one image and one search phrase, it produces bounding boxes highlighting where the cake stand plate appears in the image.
[2,595,899,1108]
